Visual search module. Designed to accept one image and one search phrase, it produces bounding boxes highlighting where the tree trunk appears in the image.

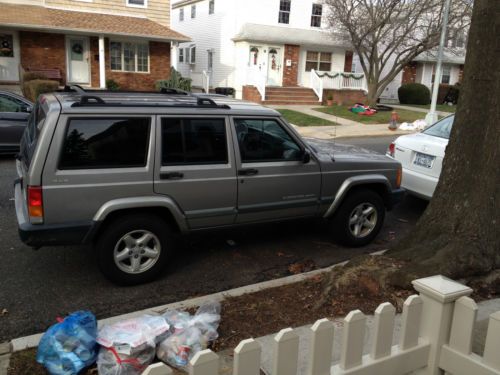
[388,0,500,285]
[366,81,379,107]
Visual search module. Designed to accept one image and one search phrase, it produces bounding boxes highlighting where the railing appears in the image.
[202,70,210,94]
[246,67,266,101]
[314,71,368,92]
[311,69,324,102]
[143,275,500,375]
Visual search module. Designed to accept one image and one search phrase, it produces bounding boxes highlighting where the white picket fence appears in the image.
[144,275,500,375]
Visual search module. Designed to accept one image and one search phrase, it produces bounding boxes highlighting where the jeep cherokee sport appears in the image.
[14,88,403,285]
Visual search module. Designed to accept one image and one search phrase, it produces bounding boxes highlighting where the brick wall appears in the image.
[90,37,171,90]
[19,31,67,85]
[402,62,417,84]
[242,85,262,103]
[282,44,300,86]
[344,51,353,72]
[323,89,367,105]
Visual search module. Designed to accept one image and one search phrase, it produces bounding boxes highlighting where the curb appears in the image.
[9,250,388,353]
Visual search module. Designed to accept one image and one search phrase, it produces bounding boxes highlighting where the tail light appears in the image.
[28,185,44,222]
[396,166,402,188]
[387,142,395,158]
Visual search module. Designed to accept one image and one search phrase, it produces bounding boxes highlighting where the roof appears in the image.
[53,90,279,116]
[232,23,351,49]
[172,0,202,9]
[0,3,190,42]
[414,50,466,65]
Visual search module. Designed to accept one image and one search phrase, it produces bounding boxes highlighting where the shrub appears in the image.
[22,79,59,102]
[443,83,460,104]
[106,79,120,91]
[156,67,192,92]
[23,72,48,82]
[398,83,431,105]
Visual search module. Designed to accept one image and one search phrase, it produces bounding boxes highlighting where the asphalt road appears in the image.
[0,135,426,341]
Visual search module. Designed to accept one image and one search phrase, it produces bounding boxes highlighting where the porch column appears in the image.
[98,35,106,89]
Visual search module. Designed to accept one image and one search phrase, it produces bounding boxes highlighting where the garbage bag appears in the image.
[157,301,221,369]
[36,311,98,375]
[96,315,169,375]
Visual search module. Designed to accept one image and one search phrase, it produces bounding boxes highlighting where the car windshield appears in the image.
[422,115,454,139]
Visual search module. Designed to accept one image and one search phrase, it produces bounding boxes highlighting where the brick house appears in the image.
[0,0,189,91]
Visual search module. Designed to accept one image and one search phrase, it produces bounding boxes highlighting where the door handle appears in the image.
[160,172,184,180]
[238,168,259,176]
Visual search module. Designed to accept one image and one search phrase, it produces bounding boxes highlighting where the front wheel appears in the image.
[330,189,385,247]
[96,214,172,285]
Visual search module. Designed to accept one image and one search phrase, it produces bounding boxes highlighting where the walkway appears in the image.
[269,105,419,139]
[391,104,452,117]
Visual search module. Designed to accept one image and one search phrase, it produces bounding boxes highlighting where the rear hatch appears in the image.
[394,133,448,178]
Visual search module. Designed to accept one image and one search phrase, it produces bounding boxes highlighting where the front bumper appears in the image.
[389,188,406,209]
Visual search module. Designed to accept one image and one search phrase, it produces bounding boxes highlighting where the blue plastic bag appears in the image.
[36,311,98,375]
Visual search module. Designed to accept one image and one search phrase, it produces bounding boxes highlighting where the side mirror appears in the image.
[302,150,311,164]
[22,106,32,113]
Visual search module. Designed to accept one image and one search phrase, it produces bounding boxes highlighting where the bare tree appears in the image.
[325,0,473,105]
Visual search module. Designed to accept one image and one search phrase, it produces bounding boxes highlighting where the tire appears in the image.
[330,189,385,247]
[96,214,172,285]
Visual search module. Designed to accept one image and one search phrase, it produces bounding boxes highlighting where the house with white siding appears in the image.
[171,0,367,105]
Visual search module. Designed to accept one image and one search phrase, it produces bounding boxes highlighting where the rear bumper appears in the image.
[15,180,93,247]
[401,167,437,200]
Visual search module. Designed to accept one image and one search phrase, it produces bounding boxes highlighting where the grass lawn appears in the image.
[402,104,457,113]
[276,109,338,127]
[314,105,425,124]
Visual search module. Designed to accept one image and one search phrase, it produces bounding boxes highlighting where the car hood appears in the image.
[305,138,390,162]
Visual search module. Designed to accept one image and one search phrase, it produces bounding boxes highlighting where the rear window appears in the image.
[22,102,47,167]
[422,115,454,139]
[161,118,227,165]
[59,117,151,169]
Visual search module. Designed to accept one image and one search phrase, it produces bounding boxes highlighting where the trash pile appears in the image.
[399,119,428,131]
[349,103,377,116]
[36,302,221,375]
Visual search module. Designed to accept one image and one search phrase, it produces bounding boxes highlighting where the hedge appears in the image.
[398,83,431,105]
[156,67,192,92]
[23,79,59,102]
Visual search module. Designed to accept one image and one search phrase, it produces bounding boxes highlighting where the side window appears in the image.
[234,119,302,162]
[0,95,25,112]
[161,118,227,165]
[59,117,150,169]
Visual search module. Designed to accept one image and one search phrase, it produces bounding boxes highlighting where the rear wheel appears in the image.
[96,214,172,285]
[330,189,385,247]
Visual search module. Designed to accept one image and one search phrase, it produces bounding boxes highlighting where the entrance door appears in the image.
[267,47,282,86]
[0,31,20,82]
[249,45,266,73]
[67,37,90,84]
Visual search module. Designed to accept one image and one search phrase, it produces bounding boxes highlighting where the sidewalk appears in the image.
[391,104,452,117]
[269,105,418,139]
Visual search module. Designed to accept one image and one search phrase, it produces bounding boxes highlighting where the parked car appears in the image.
[387,115,454,200]
[15,87,403,285]
[0,90,33,154]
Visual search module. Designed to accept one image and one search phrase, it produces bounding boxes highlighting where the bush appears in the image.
[22,79,59,102]
[398,83,431,105]
[156,67,192,92]
[443,83,460,104]
[106,79,120,91]
[23,72,48,82]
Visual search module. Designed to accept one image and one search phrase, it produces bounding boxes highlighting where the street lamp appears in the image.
[425,0,452,126]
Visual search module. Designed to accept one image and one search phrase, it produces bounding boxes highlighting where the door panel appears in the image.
[67,37,90,84]
[0,113,29,146]
[232,117,321,223]
[153,116,238,229]
[267,47,282,86]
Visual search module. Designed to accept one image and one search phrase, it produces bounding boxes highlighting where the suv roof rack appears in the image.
[70,94,231,109]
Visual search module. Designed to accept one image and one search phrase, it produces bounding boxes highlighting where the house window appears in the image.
[110,41,149,73]
[278,0,291,24]
[209,0,215,14]
[185,48,190,64]
[189,45,196,64]
[450,30,466,48]
[179,8,184,21]
[191,4,196,18]
[126,0,146,7]
[179,48,184,63]
[208,51,213,70]
[311,4,322,27]
[305,51,332,71]
[441,65,451,84]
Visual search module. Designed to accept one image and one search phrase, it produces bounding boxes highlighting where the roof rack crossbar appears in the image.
[71,95,106,107]
[62,84,86,94]
[160,87,189,95]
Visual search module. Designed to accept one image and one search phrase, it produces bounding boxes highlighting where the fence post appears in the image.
[412,275,472,375]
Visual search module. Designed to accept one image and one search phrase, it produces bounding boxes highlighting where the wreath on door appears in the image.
[269,48,278,70]
[72,43,83,55]
[0,37,13,57]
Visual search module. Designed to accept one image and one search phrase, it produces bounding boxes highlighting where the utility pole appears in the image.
[425,0,452,125]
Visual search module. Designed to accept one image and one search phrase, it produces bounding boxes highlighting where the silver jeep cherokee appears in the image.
[14,87,403,285]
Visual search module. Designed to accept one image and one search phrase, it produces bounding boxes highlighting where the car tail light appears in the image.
[388,142,395,158]
[28,185,44,221]
[396,166,402,188]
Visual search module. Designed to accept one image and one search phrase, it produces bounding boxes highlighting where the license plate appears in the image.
[414,152,435,168]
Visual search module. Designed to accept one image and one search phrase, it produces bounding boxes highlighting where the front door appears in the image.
[267,47,282,86]
[67,37,90,84]
[0,31,20,82]
[232,117,321,223]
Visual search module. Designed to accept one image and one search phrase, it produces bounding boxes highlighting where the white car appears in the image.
[387,115,454,200]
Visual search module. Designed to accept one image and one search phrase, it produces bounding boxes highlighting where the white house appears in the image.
[171,0,367,104]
